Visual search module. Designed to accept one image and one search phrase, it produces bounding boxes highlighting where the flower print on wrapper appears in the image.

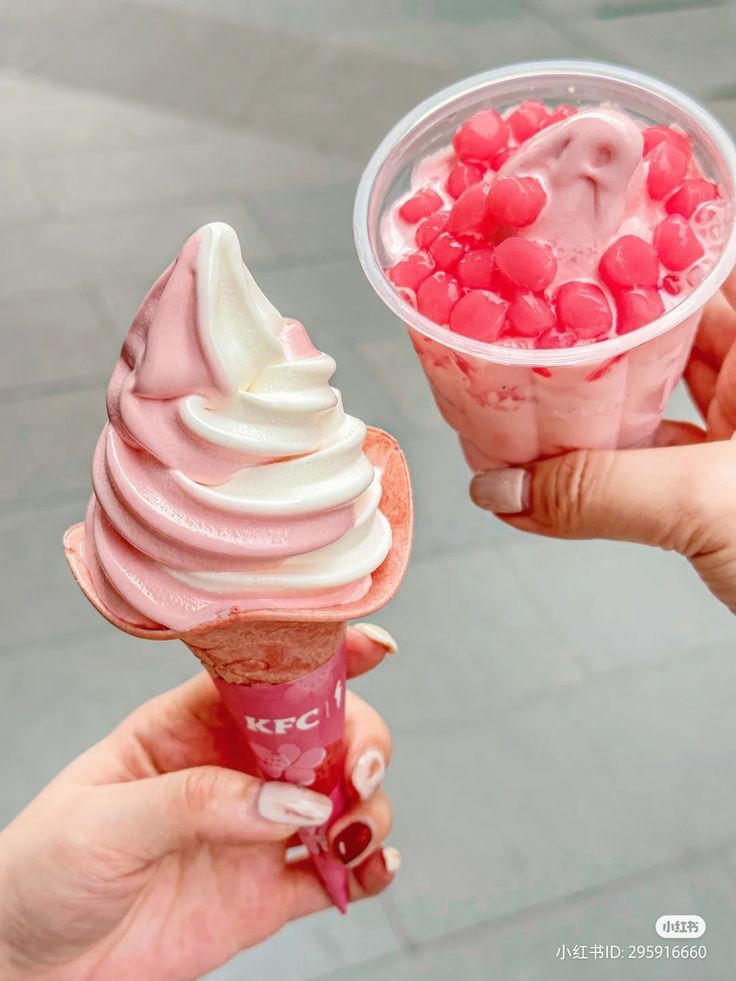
[252,743,327,786]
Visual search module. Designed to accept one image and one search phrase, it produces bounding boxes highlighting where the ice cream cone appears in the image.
[64,427,412,913]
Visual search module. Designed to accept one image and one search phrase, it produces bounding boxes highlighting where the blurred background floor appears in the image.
[1,1,736,978]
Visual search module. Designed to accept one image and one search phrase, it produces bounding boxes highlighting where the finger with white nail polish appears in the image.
[382,846,401,874]
[257,782,333,827]
[353,622,398,653]
[470,468,530,514]
[351,747,386,801]
[344,691,392,802]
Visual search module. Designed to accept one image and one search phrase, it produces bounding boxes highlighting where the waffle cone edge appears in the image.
[64,427,412,685]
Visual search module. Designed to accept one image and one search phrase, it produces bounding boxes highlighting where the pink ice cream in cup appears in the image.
[354,61,736,472]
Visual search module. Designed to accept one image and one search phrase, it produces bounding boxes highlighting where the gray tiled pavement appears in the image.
[1,1,735,979]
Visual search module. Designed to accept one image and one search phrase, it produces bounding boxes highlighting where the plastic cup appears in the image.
[354,61,736,471]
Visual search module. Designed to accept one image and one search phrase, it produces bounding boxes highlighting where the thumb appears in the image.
[90,767,333,863]
[470,438,736,556]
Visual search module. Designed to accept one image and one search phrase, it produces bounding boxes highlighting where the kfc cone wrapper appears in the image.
[64,427,412,913]
[213,641,349,911]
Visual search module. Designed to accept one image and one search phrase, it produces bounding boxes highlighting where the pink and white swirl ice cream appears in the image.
[83,222,392,631]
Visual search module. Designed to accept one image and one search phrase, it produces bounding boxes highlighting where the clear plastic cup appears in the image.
[354,61,736,471]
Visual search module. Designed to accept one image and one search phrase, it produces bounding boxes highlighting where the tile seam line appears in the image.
[16,176,357,229]
[249,248,363,273]
[16,157,51,224]
[0,192,277,247]
[0,282,102,307]
[518,0,632,61]
[0,250,359,311]
[19,131,358,168]
[312,836,736,980]
[597,0,724,16]
[12,12,459,163]
[0,283,114,303]
[491,537,736,678]
[403,533,589,668]
[82,284,120,335]
[0,625,113,661]
[238,189,324,260]
[384,638,736,739]
[379,890,418,955]
[7,617,729,699]
[422,835,736,941]
[0,488,90,520]
[0,374,108,405]
[500,536,594,674]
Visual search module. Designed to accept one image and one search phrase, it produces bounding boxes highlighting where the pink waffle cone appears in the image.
[64,427,412,913]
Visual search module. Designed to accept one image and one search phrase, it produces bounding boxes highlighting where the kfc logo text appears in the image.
[244,708,320,735]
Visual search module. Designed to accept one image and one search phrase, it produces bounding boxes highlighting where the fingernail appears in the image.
[470,469,530,514]
[354,622,398,653]
[352,748,386,801]
[382,846,401,874]
[258,782,332,827]
[333,821,373,865]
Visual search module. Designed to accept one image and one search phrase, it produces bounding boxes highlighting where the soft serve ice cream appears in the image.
[383,101,727,347]
[84,222,391,631]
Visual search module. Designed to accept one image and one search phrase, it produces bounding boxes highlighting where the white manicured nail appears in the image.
[382,846,401,873]
[354,622,398,653]
[352,748,386,801]
[258,782,332,826]
[470,469,530,514]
